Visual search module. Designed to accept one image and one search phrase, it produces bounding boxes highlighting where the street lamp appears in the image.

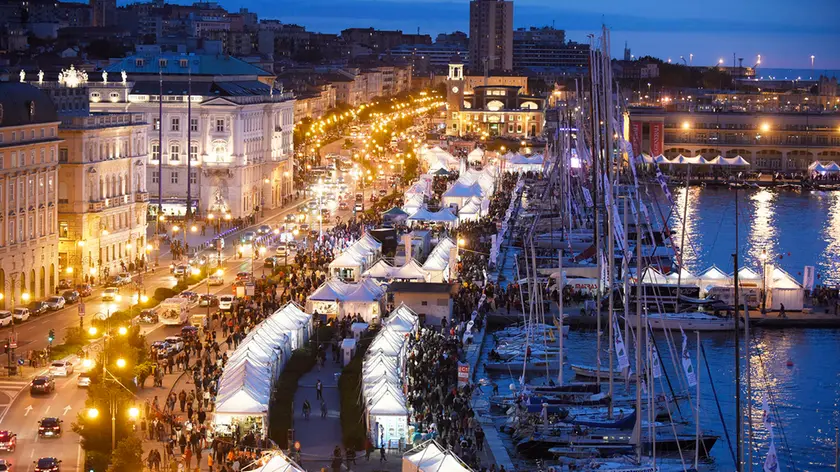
[206,269,222,328]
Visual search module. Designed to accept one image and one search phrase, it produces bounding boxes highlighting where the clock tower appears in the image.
[446,60,465,136]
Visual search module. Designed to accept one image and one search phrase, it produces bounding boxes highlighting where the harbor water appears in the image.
[488,187,840,471]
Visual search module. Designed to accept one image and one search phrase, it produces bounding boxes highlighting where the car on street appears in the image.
[76,284,92,297]
[101,287,119,301]
[300,223,310,232]
[240,231,256,244]
[181,325,199,340]
[257,225,272,235]
[58,279,73,290]
[172,264,190,277]
[354,203,364,213]
[164,336,185,352]
[198,294,218,307]
[235,272,252,282]
[27,301,48,316]
[34,457,61,471]
[208,273,224,286]
[189,255,208,267]
[0,312,12,327]
[0,431,17,451]
[77,371,91,388]
[178,291,199,304]
[30,376,55,395]
[37,418,62,438]
[61,291,80,304]
[138,308,159,324]
[45,296,65,311]
[339,201,349,211]
[0,459,11,471]
[12,308,30,322]
[218,295,235,311]
[150,341,173,358]
[306,200,318,209]
[378,189,387,197]
[355,193,364,202]
[49,360,74,377]
[285,213,296,222]
[264,256,280,268]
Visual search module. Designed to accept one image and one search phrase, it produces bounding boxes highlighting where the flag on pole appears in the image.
[680,327,697,387]
[762,394,773,434]
[764,437,779,472]
[613,317,630,371]
[647,322,662,379]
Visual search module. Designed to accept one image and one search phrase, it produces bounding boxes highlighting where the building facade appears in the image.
[89,52,295,219]
[445,63,544,138]
[468,0,513,72]
[57,112,149,283]
[0,83,62,308]
[512,27,589,73]
[629,107,840,171]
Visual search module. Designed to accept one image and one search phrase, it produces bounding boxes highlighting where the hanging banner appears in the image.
[630,121,643,158]
[646,322,662,379]
[457,362,470,387]
[803,266,815,291]
[613,316,630,371]
[650,121,664,157]
[680,327,697,387]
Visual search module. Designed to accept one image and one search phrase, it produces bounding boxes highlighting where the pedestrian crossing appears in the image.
[0,379,32,400]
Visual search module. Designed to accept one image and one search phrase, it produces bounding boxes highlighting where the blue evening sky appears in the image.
[197,0,840,68]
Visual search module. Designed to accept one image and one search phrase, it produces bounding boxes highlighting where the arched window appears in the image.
[170,143,180,161]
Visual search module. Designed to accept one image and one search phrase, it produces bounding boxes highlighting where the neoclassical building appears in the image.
[57,112,149,282]
[89,51,295,219]
[629,107,840,171]
[0,82,61,307]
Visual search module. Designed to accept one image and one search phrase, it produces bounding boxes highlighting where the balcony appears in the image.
[136,191,149,202]
[88,201,105,212]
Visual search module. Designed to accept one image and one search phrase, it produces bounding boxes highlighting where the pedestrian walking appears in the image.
[316,379,323,400]
[379,445,387,463]
[320,399,328,418]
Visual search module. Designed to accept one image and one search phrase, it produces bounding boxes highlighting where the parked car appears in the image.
[354,203,364,213]
[150,341,173,358]
[164,336,184,352]
[44,296,66,311]
[218,295,235,311]
[179,291,199,304]
[101,287,120,301]
[355,193,364,202]
[0,431,17,451]
[76,284,92,297]
[30,376,55,395]
[0,311,11,327]
[264,256,280,268]
[37,418,62,438]
[198,294,218,307]
[61,291,80,304]
[12,308,30,322]
[58,279,73,290]
[34,457,61,472]
[49,360,74,377]
[27,301,48,316]
[138,309,159,324]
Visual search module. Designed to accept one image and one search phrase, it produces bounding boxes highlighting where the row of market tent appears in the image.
[327,233,383,282]
[638,154,751,166]
[213,303,314,436]
[307,277,386,323]
[500,151,546,173]
[641,265,804,310]
[809,160,840,173]
[362,304,419,449]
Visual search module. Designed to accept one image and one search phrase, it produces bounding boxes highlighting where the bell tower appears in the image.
[446,61,465,111]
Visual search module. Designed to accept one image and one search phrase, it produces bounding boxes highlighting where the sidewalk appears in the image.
[291,361,343,469]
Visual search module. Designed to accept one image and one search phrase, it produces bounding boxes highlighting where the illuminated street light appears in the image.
[88,327,98,336]
[87,408,100,419]
[128,407,140,419]
[117,326,128,336]
[115,358,127,369]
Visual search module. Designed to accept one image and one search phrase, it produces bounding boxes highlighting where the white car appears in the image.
[102,287,120,301]
[218,295,235,311]
[49,360,74,377]
[0,311,11,327]
[12,308,29,322]
[45,296,66,311]
[208,273,224,286]
[77,371,91,387]
[164,336,184,352]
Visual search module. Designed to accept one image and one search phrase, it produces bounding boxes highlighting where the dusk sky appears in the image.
[214,0,840,69]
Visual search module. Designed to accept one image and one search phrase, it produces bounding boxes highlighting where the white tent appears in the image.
[423,238,455,282]
[214,362,271,426]
[666,267,699,286]
[641,267,671,285]
[329,250,367,282]
[407,207,435,223]
[683,155,710,165]
[442,181,484,211]
[638,153,655,164]
[267,303,313,349]
[467,148,484,163]
[669,154,690,164]
[308,278,385,323]
[368,329,408,357]
[723,155,751,166]
[768,265,805,310]
[458,198,482,222]
[653,154,670,164]
[402,440,474,472]
[505,153,544,173]
[697,265,731,289]
[809,161,840,173]
[391,259,431,282]
[736,267,761,282]
[384,304,419,333]
[364,259,396,280]
[428,208,459,224]
[249,452,306,472]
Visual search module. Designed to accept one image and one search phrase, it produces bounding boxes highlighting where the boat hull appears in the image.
[626,313,736,331]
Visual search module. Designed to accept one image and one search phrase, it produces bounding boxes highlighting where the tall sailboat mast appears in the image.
[734,188,742,472]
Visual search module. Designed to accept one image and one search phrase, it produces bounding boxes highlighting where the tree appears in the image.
[107,436,143,472]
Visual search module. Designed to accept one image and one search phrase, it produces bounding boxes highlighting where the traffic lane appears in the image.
[0,372,87,471]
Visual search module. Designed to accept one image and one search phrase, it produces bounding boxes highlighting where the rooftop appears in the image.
[388,282,455,294]
[105,53,273,77]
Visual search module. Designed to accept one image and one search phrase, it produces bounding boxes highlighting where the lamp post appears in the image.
[207,269,222,329]
[760,249,768,315]
[258,247,267,277]
[99,225,109,284]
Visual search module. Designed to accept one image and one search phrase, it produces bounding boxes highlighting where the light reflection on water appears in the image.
[663,187,840,285]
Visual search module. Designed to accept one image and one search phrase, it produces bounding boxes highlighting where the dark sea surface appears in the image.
[491,187,840,470]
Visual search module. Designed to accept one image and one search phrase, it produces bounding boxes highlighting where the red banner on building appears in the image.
[630,121,642,157]
[650,121,664,156]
